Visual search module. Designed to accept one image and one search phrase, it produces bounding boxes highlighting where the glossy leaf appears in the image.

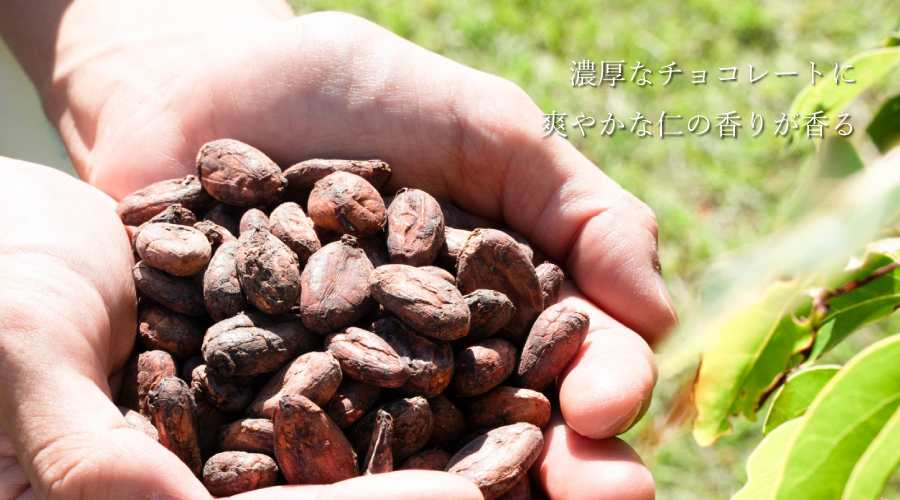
[763,365,839,435]
[842,406,900,500]
[772,334,900,500]
[731,418,805,500]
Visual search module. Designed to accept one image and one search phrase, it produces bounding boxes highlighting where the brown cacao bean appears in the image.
[499,229,535,265]
[191,364,254,412]
[197,139,286,208]
[236,222,302,315]
[247,351,342,418]
[284,159,392,190]
[131,204,198,248]
[452,290,516,349]
[325,378,381,429]
[498,475,532,500]
[119,350,178,424]
[400,448,453,471]
[449,338,516,397]
[203,240,249,322]
[308,172,386,237]
[516,303,589,391]
[274,394,359,484]
[270,202,321,266]
[181,355,205,383]
[136,223,212,277]
[436,227,472,270]
[300,237,376,334]
[325,327,409,388]
[117,175,212,226]
[467,386,551,430]
[204,203,243,237]
[219,418,274,455]
[137,303,204,360]
[426,394,466,448]
[363,410,393,475]
[202,451,279,497]
[119,406,159,441]
[239,208,270,234]
[386,188,445,266]
[371,317,454,398]
[419,265,456,285]
[133,261,206,316]
[445,422,544,500]
[192,220,236,249]
[347,396,433,463]
[369,264,470,341]
[356,235,390,268]
[195,401,234,462]
[148,376,203,476]
[437,200,472,230]
[534,262,564,310]
[456,229,543,344]
[203,312,318,377]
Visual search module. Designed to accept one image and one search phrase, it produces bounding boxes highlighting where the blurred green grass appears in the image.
[289,1,899,498]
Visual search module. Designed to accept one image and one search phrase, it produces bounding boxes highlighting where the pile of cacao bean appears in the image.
[115,139,589,499]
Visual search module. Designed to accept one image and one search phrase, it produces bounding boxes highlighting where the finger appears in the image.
[533,414,655,500]
[0,425,31,500]
[556,282,657,439]
[230,471,483,500]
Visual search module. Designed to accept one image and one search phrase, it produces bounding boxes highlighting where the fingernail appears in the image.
[615,400,644,435]
[656,272,679,327]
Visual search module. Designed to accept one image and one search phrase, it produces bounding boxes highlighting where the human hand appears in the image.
[1,1,676,498]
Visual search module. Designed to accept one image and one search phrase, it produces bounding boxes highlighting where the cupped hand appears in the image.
[13,2,677,498]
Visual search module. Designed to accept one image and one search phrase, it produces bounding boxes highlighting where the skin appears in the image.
[0,1,676,499]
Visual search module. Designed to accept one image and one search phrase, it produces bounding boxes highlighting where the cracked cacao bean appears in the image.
[363,410,393,475]
[449,338,516,397]
[347,396,433,463]
[516,303,590,391]
[325,378,381,429]
[445,422,544,500]
[325,327,409,388]
[236,221,302,315]
[400,448,453,471]
[203,240,249,322]
[308,172,386,237]
[202,451,278,497]
[372,317,454,398]
[133,261,206,316]
[197,139,286,208]
[283,159,392,190]
[456,229,543,344]
[534,263,564,310]
[426,394,466,448]
[203,312,318,377]
[467,386,551,430]
[219,418,274,455]
[117,175,212,226]
[386,188,445,266]
[300,237,376,333]
[247,351,342,418]
[274,394,359,484]
[270,202,321,266]
[149,376,203,476]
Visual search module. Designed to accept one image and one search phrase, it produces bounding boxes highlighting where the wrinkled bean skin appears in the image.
[270,202,321,266]
[325,327,409,388]
[197,139,286,208]
[202,451,279,497]
[363,410,393,475]
[436,228,472,271]
[119,350,178,424]
[347,396,433,463]
[445,423,544,500]
[419,266,456,285]
[386,188,445,266]
[283,159,392,190]
[308,172,386,238]
[136,223,212,276]
[534,262,564,310]
[137,303,204,360]
[130,204,197,249]
[400,448,453,471]
[203,240,249,322]
[133,261,206,316]
[456,229,543,345]
[467,386,551,430]
[452,290,516,350]
[203,313,318,377]
[219,418,275,455]
[449,338,517,397]
[247,351,342,418]
[426,394,466,448]
[239,208,270,234]
[148,377,203,476]
[516,304,590,391]
[369,265,470,341]
[300,237,376,334]
[191,364,254,412]
[193,220,236,249]
[273,395,359,485]
[236,221,302,315]
[117,175,212,226]
[119,406,159,442]
[325,378,381,429]
[372,317,454,398]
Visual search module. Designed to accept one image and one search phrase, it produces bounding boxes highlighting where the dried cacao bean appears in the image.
[133,261,206,316]
[307,172,386,237]
[116,175,211,226]
[363,410,393,475]
[347,396,433,463]
[197,139,286,207]
[419,265,456,285]
[247,351,342,418]
[270,202,321,265]
[203,240,249,322]
[283,159,392,190]
[136,223,212,276]
[273,394,359,484]
[449,338,516,397]
[219,418,274,455]
[445,422,544,500]
[400,448,453,471]
[467,386,551,430]
[148,376,203,476]
[534,263,564,310]
[300,237,376,333]
[236,222,302,315]
[239,208,270,234]
[452,290,516,349]
[372,317,454,398]
[498,475,531,500]
[386,188,445,266]
[436,227,472,270]
[516,303,590,391]
[137,303,204,360]
[204,203,243,237]
[325,378,381,429]
[191,364,254,412]
[195,401,234,462]
[192,220,236,249]
[202,451,278,496]
[130,204,197,248]
[437,200,472,230]
[119,350,178,424]
[356,235,390,268]
[325,327,409,388]
[426,394,466,448]
[119,406,159,441]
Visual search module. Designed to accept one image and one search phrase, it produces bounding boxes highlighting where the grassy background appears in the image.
[286,1,900,498]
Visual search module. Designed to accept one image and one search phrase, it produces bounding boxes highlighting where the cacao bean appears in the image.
[452,290,516,350]
[363,410,393,475]
[239,208,270,234]
[283,159,392,190]
[202,451,278,496]
[247,351,342,418]
[534,263,564,310]
[203,240,249,322]
[131,204,197,248]
[372,317,454,398]
[498,475,532,500]
[449,338,516,397]
[204,203,243,237]
[467,386,551,430]
[136,223,211,277]
[300,237,376,333]
[119,350,178,424]
[197,139,286,208]
[137,303,204,360]
[426,394,466,448]
[308,172,386,237]
[236,221,302,315]
[325,327,409,388]
[347,396,433,462]
[386,188,445,266]
[270,202,321,265]
[356,235,390,268]
[400,448,452,471]
[148,376,203,476]
[219,418,274,456]
[119,406,159,441]
[133,261,206,316]
[418,265,456,285]
[435,227,472,270]
[193,220,236,249]
[195,401,234,463]
[191,364,254,412]
[516,303,589,391]
[325,378,381,429]
[437,200,472,230]
[116,175,211,226]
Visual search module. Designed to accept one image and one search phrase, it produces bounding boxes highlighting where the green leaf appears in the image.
[692,280,813,446]
[843,406,900,500]
[783,136,863,221]
[772,334,900,500]
[789,47,900,142]
[763,365,839,435]
[867,93,900,153]
[732,418,805,500]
